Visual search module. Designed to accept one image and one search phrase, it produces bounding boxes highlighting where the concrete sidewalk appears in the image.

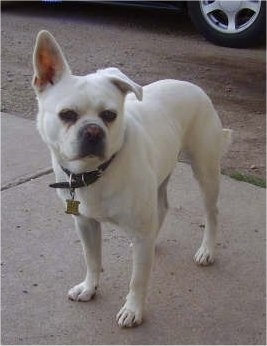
[1,113,266,345]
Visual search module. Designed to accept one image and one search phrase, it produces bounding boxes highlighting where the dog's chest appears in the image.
[54,167,127,224]
[74,187,120,223]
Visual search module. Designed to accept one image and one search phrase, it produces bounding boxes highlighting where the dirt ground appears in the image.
[1,2,266,181]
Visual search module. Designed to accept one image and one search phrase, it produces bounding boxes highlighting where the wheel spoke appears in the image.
[226,12,237,33]
[202,1,222,15]
[241,0,261,14]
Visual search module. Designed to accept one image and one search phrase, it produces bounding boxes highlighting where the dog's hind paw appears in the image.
[68,281,97,302]
[194,244,215,266]
[116,304,143,328]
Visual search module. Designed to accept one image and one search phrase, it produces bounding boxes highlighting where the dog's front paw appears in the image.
[194,244,215,266]
[116,303,143,328]
[68,281,97,302]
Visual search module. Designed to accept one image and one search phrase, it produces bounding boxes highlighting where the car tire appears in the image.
[188,0,266,48]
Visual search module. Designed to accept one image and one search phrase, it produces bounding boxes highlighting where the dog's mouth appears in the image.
[62,151,107,175]
[68,146,107,163]
[68,153,99,162]
[67,140,106,162]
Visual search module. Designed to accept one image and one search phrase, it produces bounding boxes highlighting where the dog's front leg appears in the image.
[68,217,101,302]
[116,236,155,328]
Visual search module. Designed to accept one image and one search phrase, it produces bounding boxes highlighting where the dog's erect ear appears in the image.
[32,30,71,92]
[98,68,143,101]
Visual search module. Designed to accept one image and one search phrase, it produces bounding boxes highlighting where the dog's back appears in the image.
[125,80,231,185]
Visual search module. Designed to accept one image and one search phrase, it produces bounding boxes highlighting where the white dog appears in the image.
[33,30,232,328]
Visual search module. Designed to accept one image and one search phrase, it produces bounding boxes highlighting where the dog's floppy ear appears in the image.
[32,30,71,92]
[98,67,143,101]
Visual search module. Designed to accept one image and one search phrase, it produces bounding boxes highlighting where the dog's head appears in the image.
[32,30,142,173]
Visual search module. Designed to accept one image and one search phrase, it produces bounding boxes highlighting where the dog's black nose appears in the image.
[79,124,105,158]
[81,124,104,141]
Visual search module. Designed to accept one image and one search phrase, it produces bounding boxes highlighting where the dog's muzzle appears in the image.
[78,123,106,158]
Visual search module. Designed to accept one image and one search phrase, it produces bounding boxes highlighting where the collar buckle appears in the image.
[69,173,76,189]
[97,168,103,177]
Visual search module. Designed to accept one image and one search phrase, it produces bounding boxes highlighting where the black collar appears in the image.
[49,154,116,189]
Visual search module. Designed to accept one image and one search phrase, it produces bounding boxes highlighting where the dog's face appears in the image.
[32,30,142,173]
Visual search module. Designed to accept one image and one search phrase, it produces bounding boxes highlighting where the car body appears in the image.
[187,0,266,48]
[41,0,266,48]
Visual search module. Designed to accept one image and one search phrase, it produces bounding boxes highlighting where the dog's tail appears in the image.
[220,128,233,156]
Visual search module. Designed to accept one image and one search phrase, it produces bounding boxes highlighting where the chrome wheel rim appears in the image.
[200,1,262,34]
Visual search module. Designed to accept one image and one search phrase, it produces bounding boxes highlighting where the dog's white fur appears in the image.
[33,30,232,328]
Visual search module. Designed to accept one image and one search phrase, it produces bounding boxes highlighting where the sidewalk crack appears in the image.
[1,168,53,191]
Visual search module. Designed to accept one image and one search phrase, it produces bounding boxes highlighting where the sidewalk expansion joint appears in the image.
[1,168,53,191]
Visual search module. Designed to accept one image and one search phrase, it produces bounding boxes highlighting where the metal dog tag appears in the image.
[65,186,80,215]
[65,199,80,215]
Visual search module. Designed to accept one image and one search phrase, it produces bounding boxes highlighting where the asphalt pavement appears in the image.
[1,113,266,345]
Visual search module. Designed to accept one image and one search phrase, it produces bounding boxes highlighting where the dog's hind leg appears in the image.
[186,124,223,266]
[157,174,170,233]
[192,153,220,265]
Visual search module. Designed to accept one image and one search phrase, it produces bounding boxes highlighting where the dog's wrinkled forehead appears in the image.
[45,73,126,115]
[83,72,128,109]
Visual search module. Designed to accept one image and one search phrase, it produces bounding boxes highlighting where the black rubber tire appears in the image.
[188,0,266,48]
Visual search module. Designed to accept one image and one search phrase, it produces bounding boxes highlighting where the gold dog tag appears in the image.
[65,183,80,216]
[65,199,80,215]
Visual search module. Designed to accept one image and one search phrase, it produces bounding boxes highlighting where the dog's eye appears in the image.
[59,110,78,123]
[99,110,117,123]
